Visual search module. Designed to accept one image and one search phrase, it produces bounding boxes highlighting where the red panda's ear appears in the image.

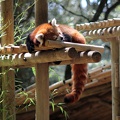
[50,18,59,27]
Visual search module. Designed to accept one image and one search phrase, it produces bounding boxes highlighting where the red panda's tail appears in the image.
[64,63,88,103]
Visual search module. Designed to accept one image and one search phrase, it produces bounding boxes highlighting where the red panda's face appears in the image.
[26,19,64,53]
[43,25,63,41]
[34,19,64,46]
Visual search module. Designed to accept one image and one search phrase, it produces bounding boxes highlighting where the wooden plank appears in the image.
[0,41,104,55]
[44,40,104,53]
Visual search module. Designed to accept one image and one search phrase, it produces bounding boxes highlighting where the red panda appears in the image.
[26,19,88,103]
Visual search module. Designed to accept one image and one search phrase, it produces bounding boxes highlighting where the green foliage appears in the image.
[49,66,62,85]
[32,66,65,85]
[14,0,35,45]
[50,101,69,120]
[18,91,35,107]
[50,90,69,120]
[0,91,4,104]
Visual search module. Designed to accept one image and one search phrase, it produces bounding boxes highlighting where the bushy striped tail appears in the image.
[64,63,88,103]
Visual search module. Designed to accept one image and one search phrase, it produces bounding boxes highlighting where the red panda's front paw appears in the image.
[62,33,72,42]
[35,33,44,46]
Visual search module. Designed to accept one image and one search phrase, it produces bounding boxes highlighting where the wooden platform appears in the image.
[16,64,111,120]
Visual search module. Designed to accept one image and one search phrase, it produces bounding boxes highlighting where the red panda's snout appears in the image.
[56,33,64,41]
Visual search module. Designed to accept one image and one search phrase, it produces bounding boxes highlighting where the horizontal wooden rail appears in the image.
[44,40,104,53]
[50,51,102,65]
[0,40,104,55]
[0,44,53,55]
[0,47,78,67]
[0,49,102,68]
[84,26,120,40]
[76,18,120,30]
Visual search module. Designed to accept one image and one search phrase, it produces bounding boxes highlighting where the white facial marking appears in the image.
[35,33,44,46]
[57,33,64,41]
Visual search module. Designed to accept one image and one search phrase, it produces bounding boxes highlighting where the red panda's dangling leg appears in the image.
[64,63,88,103]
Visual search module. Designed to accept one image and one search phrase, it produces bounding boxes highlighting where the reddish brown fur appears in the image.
[58,25,88,103]
[64,64,87,103]
[28,22,88,103]
[59,24,86,44]
[30,23,62,45]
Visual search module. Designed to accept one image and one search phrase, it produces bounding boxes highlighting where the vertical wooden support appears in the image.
[111,37,120,120]
[35,0,48,25]
[2,68,15,120]
[1,0,15,119]
[1,0,14,44]
[35,63,49,120]
[35,0,49,120]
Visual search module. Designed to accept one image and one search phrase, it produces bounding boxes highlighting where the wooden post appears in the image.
[35,0,48,25]
[1,0,15,119]
[35,63,49,120]
[111,37,120,120]
[35,0,49,120]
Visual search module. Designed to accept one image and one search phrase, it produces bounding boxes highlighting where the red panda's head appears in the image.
[31,19,63,45]
[26,19,64,53]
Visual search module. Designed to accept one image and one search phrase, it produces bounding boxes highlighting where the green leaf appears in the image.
[64,111,69,120]
[50,101,55,112]
[59,106,63,113]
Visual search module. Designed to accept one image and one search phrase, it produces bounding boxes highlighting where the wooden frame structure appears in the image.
[0,0,120,120]
[76,19,120,120]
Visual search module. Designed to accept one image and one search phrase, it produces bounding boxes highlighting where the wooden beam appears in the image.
[35,63,49,120]
[111,37,120,120]
[0,49,101,68]
[0,47,78,67]
[0,41,104,55]
[51,50,102,65]
[76,18,120,31]
[1,0,15,120]
[35,0,49,120]
[83,26,120,41]
[35,0,48,25]
[44,40,104,53]
[1,0,14,45]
